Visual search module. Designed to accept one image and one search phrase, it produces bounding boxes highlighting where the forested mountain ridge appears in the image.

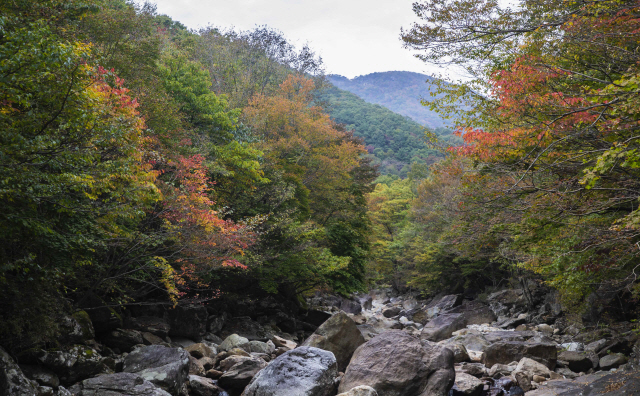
[315,83,458,178]
[327,71,447,129]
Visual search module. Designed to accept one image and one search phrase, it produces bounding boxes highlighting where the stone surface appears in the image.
[554,370,640,395]
[28,345,114,385]
[242,346,338,396]
[185,343,215,359]
[123,345,190,396]
[239,340,275,355]
[456,363,486,378]
[420,313,466,342]
[189,356,206,376]
[19,365,60,388]
[382,307,402,318]
[442,342,470,363]
[126,316,171,338]
[558,351,595,373]
[168,304,208,340]
[59,311,95,345]
[219,317,272,341]
[450,372,483,396]
[102,328,145,352]
[482,341,557,369]
[514,357,551,378]
[338,330,454,396]
[76,372,171,396]
[188,375,223,396]
[337,385,378,396]
[599,353,627,370]
[219,334,250,352]
[271,335,297,350]
[217,357,267,395]
[219,356,252,372]
[0,347,40,396]
[301,311,366,371]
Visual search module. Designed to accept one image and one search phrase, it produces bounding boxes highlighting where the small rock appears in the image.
[219,334,249,352]
[336,385,378,396]
[205,369,222,379]
[218,357,268,395]
[186,343,215,359]
[451,372,483,395]
[271,335,297,350]
[599,353,627,370]
[188,375,223,396]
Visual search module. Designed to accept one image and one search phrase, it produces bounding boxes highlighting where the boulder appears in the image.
[86,306,123,334]
[271,335,297,350]
[599,353,627,370]
[217,357,268,395]
[339,298,363,315]
[303,310,333,327]
[448,301,496,326]
[338,330,454,396]
[482,341,557,369]
[142,332,165,345]
[242,346,338,396]
[442,342,470,363]
[239,340,275,355]
[0,347,40,396]
[558,351,596,373]
[102,328,145,352]
[514,357,551,378]
[19,365,60,388]
[207,315,226,335]
[450,332,491,352]
[189,356,206,376]
[337,385,378,396]
[219,356,252,372]
[125,316,171,338]
[188,375,223,396]
[301,311,366,371]
[220,316,272,341]
[123,345,190,395]
[546,370,640,395]
[75,372,171,396]
[422,294,463,321]
[168,304,208,340]
[456,363,486,378]
[420,313,466,342]
[450,372,483,396]
[382,307,402,318]
[27,345,114,385]
[219,334,249,352]
[355,294,373,311]
[59,311,95,345]
[185,343,215,359]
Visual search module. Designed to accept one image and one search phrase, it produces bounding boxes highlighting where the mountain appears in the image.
[315,83,458,178]
[327,71,447,129]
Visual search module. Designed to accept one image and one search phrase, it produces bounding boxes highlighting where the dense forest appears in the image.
[0,0,377,348]
[2,0,640,354]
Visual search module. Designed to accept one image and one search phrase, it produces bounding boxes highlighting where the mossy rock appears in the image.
[72,311,95,341]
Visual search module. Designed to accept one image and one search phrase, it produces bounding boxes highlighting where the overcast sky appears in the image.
[150,0,442,79]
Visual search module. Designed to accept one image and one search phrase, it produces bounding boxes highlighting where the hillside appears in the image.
[328,71,447,129]
[316,84,457,177]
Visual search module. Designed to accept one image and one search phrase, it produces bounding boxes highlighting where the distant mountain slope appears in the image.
[315,83,458,177]
[327,71,446,129]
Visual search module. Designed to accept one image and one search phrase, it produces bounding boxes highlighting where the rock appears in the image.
[537,324,553,334]
[76,372,171,396]
[482,341,557,369]
[219,334,249,352]
[557,351,595,372]
[102,328,145,352]
[185,343,215,359]
[19,365,60,388]
[142,332,165,345]
[355,294,373,311]
[126,316,171,338]
[188,375,223,396]
[239,340,275,355]
[219,356,252,372]
[227,348,250,357]
[599,353,627,370]
[533,374,546,383]
[448,300,496,326]
[189,356,206,376]
[123,345,190,395]
[420,313,466,342]
[450,372,483,396]
[337,385,378,396]
[207,315,226,334]
[301,311,366,371]
[59,311,95,345]
[199,357,216,371]
[303,310,333,327]
[168,304,208,340]
[242,346,338,396]
[205,369,222,379]
[497,317,527,329]
[514,370,532,391]
[203,333,224,345]
[488,363,517,378]
[546,370,640,395]
[515,357,551,378]
[339,298,363,315]
[382,306,402,318]
[271,335,297,350]
[423,294,464,321]
[560,342,584,352]
[0,347,40,396]
[442,342,470,363]
[220,316,272,341]
[86,306,123,334]
[218,356,268,395]
[451,333,491,352]
[456,363,486,378]
[27,345,114,385]
[338,330,454,396]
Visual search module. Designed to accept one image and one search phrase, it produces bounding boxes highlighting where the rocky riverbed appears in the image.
[2,287,640,396]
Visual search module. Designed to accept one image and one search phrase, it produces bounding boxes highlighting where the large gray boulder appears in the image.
[168,304,208,340]
[482,341,557,369]
[420,313,466,342]
[558,351,597,373]
[217,357,267,395]
[301,311,365,371]
[123,345,190,395]
[242,346,338,396]
[0,347,40,396]
[26,345,114,385]
[338,330,454,396]
[75,372,171,396]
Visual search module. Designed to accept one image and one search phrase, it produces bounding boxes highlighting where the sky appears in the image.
[150,0,442,79]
